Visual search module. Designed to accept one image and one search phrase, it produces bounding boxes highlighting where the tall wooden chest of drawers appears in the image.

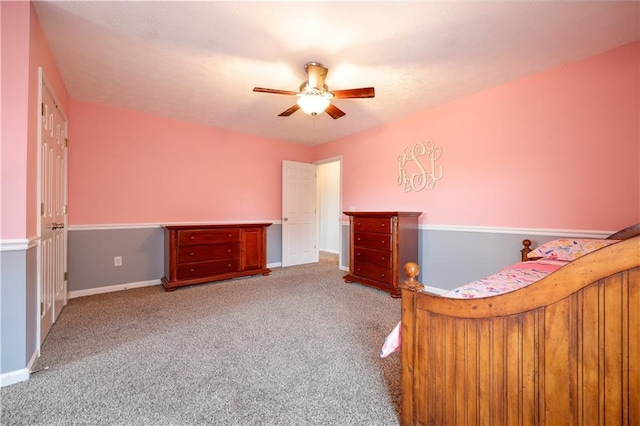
[162,223,271,291]
[343,212,421,298]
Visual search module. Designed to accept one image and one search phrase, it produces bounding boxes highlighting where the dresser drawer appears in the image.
[352,260,392,285]
[353,247,392,269]
[177,243,240,263]
[178,229,241,246]
[176,259,240,280]
[353,232,392,251]
[352,217,392,234]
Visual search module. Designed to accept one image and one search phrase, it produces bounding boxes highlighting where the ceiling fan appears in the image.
[253,62,375,119]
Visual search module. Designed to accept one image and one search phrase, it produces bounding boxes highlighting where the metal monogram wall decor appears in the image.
[398,141,443,192]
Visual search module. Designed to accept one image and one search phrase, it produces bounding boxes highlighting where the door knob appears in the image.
[283,217,288,221]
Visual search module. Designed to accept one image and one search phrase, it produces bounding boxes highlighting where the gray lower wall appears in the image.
[341,224,573,291]
[68,223,600,294]
[68,224,283,292]
[1,245,37,375]
[419,230,559,290]
[68,228,164,291]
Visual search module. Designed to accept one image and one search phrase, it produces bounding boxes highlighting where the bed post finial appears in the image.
[401,262,424,292]
[521,239,539,262]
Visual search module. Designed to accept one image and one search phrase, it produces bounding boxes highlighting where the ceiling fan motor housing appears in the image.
[299,82,331,95]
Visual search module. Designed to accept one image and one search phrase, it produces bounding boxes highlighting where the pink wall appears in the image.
[0,1,69,239]
[314,41,640,231]
[1,1,30,239]
[62,40,640,231]
[28,1,69,237]
[68,101,313,224]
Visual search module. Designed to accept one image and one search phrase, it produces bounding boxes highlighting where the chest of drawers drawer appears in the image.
[177,244,240,263]
[352,217,393,234]
[177,259,240,280]
[353,232,392,251]
[178,229,240,246]
[353,247,392,269]
[352,260,393,285]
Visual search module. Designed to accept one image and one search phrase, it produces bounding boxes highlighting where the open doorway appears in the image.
[316,158,341,267]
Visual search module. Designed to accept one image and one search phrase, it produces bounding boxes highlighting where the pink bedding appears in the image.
[442,260,562,299]
[380,260,565,357]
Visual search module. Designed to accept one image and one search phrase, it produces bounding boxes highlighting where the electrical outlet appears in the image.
[114,256,123,267]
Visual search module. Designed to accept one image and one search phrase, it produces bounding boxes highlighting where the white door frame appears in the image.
[314,156,343,266]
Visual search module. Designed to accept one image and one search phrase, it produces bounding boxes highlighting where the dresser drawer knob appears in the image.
[228,234,233,238]
[190,268,195,272]
[189,252,195,256]
[190,236,196,240]
[381,240,385,244]
[227,249,231,253]
[381,257,386,261]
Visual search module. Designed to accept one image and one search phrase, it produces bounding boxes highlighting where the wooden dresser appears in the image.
[343,212,421,298]
[162,223,271,291]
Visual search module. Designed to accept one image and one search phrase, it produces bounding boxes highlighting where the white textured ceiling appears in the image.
[33,1,639,146]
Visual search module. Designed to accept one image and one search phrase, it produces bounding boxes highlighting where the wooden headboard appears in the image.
[399,229,640,425]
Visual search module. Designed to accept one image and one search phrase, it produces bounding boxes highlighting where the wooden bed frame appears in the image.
[399,224,639,425]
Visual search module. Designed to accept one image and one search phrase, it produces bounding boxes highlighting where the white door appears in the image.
[39,69,68,344]
[282,160,318,267]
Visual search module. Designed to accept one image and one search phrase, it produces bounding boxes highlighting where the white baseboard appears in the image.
[68,279,161,299]
[0,368,30,388]
[319,249,339,254]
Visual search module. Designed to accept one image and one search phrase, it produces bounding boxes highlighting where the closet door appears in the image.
[40,69,68,344]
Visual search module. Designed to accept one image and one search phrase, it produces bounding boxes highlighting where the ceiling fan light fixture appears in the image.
[296,93,331,116]
[253,62,372,119]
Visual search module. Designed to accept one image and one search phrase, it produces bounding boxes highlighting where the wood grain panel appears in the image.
[414,310,428,424]
[465,319,479,425]
[544,298,571,424]
[629,268,640,423]
[505,316,521,424]
[580,282,601,423]
[399,289,417,425]
[453,321,467,424]
[520,312,538,424]
[603,274,623,424]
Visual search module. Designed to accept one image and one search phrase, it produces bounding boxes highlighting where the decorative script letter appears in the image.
[398,141,443,192]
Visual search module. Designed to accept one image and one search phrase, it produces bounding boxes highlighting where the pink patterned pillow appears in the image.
[527,238,620,261]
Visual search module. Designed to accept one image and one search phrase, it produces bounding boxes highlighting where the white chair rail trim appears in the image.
[0,236,39,251]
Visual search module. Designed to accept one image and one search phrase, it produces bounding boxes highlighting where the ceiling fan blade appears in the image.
[253,87,298,96]
[278,104,301,117]
[325,103,346,119]
[331,87,375,99]
[306,63,328,90]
